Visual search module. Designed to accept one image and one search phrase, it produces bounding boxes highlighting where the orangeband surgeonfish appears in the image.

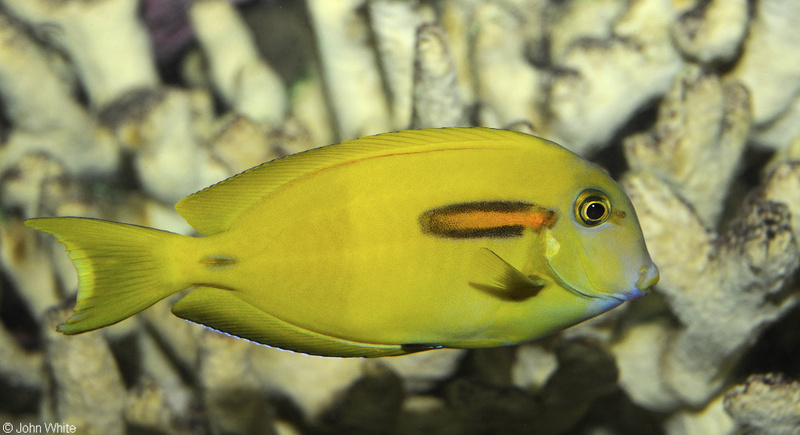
[26,128,659,357]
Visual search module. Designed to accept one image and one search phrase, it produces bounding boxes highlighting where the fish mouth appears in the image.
[636,262,660,292]
[612,263,660,302]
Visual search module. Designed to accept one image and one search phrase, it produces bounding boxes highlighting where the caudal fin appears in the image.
[25,217,188,334]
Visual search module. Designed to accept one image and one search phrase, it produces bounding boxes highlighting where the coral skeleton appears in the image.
[1,0,799,433]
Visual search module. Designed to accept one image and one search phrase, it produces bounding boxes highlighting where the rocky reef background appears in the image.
[1,0,800,434]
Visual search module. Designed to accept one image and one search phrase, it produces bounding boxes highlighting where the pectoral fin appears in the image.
[468,248,546,301]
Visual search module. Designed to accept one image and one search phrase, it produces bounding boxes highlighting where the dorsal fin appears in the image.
[176,127,532,235]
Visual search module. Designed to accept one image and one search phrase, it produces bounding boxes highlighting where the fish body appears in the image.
[26,128,658,357]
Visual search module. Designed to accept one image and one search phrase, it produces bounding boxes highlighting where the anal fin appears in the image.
[171,286,407,358]
[468,248,546,301]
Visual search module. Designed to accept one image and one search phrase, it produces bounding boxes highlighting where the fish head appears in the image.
[544,178,659,303]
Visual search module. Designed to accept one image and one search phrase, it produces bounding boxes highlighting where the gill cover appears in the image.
[544,186,655,300]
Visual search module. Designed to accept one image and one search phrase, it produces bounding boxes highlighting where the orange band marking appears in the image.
[420,201,557,239]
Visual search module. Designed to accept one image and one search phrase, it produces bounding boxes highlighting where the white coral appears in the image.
[1,1,800,434]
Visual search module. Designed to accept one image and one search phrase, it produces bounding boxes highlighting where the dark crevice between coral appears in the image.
[570,389,668,435]
[270,393,310,434]
[107,332,143,389]
[392,337,660,435]
[242,0,317,86]
[0,271,42,415]
[318,363,404,435]
[716,146,775,233]
[0,379,40,417]
[734,302,800,382]
[0,270,41,352]
[594,98,661,180]
[0,95,11,144]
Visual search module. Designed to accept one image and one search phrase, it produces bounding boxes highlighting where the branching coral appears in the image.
[0,12,119,178]
[619,171,799,408]
[1,0,800,434]
[190,0,286,127]
[41,308,127,433]
[724,373,800,435]
[729,0,800,148]
[615,64,800,415]
[2,0,159,108]
[545,0,686,153]
[624,65,751,226]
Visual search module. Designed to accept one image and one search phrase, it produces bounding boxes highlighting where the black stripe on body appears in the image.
[426,225,526,239]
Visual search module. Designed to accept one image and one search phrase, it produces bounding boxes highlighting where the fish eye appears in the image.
[574,190,611,227]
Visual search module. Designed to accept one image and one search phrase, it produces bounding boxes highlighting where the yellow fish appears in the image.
[26,128,658,357]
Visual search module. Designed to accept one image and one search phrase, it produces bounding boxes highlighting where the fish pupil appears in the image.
[585,202,606,221]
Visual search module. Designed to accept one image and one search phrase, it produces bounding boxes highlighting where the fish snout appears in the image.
[620,263,659,301]
[635,262,659,294]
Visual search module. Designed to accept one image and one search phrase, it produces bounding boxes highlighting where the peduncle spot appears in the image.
[200,256,237,270]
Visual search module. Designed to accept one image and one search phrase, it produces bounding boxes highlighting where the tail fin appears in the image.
[25,217,188,334]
